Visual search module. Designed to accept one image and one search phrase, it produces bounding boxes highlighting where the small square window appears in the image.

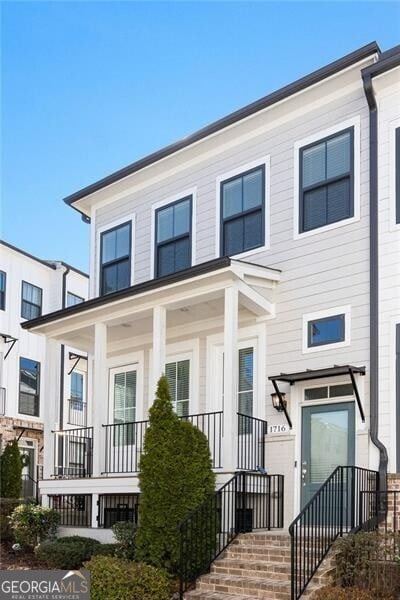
[299,128,354,233]
[308,314,345,348]
[220,166,265,256]
[21,281,42,320]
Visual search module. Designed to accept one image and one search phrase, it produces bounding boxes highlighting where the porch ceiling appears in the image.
[21,258,280,352]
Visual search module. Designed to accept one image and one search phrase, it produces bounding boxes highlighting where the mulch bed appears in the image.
[0,543,44,570]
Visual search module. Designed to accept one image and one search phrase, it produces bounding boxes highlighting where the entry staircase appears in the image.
[179,466,381,599]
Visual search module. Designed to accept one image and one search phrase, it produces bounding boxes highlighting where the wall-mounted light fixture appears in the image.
[271,392,287,412]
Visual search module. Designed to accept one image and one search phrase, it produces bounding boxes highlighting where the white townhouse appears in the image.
[21,42,400,545]
[0,241,88,498]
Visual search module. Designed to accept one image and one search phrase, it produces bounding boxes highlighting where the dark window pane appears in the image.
[303,187,327,231]
[329,384,354,398]
[67,292,84,307]
[19,358,40,416]
[222,178,242,217]
[0,271,5,310]
[327,132,350,179]
[102,229,117,263]
[174,238,191,272]
[157,205,174,242]
[101,223,130,264]
[308,314,345,347]
[304,387,329,401]
[243,169,263,211]
[157,243,175,277]
[174,199,191,237]
[116,260,131,290]
[244,211,263,251]
[302,142,325,187]
[21,282,42,319]
[327,178,351,224]
[116,225,130,258]
[223,218,244,256]
[102,264,118,295]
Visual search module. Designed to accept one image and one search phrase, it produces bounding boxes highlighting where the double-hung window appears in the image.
[113,369,136,445]
[19,357,40,416]
[165,359,190,417]
[155,196,192,277]
[0,271,6,310]
[299,128,354,232]
[67,292,84,306]
[100,222,131,295]
[220,166,265,256]
[21,281,42,319]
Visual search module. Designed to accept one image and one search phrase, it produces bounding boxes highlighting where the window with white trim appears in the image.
[238,347,254,433]
[165,359,190,417]
[21,281,42,319]
[299,128,354,233]
[155,196,192,277]
[67,292,84,306]
[308,314,345,348]
[220,166,265,256]
[396,127,400,225]
[0,271,6,311]
[113,370,137,445]
[100,222,131,295]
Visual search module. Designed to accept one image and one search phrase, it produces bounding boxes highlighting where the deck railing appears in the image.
[53,426,93,478]
[67,398,87,427]
[237,413,268,471]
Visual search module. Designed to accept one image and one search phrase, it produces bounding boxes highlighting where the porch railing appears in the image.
[179,471,284,598]
[53,426,93,478]
[289,466,380,600]
[237,413,268,471]
[102,411,223,474]
[67,398,87,427]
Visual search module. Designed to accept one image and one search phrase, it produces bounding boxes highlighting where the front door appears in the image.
[301,402,355,508]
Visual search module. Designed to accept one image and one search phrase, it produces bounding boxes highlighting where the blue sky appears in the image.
[1,1,399,272]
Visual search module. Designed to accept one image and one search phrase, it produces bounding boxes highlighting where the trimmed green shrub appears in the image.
[57,535,100,556]
[35,541,86,569]
[112,521,136,559]
[84,555,171,600]
[0,440,23,498]
[135,375,215,573]
[10,504,60,547]
[92,543,118,557]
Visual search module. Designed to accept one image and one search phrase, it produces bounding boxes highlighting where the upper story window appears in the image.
[220,166,265,256]
[100,222,131,295]
[299,128,354,233]
[19,357,40,416]
[67,292,84,307]
[21,281,42,320]
[308,314,345,348]
[165,359,190,417]
[155,196,192,277]
[0,271,6,310]
[396,127,400,224]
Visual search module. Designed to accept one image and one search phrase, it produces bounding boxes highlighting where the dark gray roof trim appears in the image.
[362,44,400,78]
[0,240,88,278]
[64,42,380,208]
[21,256,234,330]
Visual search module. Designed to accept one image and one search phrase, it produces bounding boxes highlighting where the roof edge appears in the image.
[64,41,380,207]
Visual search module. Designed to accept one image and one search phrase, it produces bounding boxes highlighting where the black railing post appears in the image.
[350,466,355,530]
[339,467,344,537]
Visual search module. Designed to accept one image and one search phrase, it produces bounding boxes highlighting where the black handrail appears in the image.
[237,413,268,470]
[289,465,379,600]
[179,471,284,598]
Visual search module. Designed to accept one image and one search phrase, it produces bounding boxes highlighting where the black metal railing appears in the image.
[180,412,223,469]
[179,471,284,598]
[103,411,223,474]
[237,413,268,471]
[289,466,379,600]
[21,465,43,503]
[97,494,140,528]
[49,494,92,526]
[53,427,93,478]
[67,398,87,427]
[0,387,5,415]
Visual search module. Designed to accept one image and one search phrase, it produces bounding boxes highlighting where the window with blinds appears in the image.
[165,359,190,417]
[299,128,354,233]
[220,166,265,256]
[113,370,136,445]
[238,347,254,433]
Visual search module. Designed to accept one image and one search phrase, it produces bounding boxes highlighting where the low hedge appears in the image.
[35,537,116,569]
[84,555,171,600]
[91,543,118,557]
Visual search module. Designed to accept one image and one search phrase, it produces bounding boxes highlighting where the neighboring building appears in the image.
[0,240,88,498]
[21,41,399,540]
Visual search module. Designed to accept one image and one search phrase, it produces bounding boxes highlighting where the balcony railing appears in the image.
[103,411,224,474]
[0,387,5,415]
[67,398,87,427]
[237,413,268,471]
[53,426,93,478]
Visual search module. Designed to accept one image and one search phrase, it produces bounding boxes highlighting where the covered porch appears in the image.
[23,257,280,479]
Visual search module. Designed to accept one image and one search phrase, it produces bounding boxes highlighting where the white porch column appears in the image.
[223,286,238,473]
[92,322,108,477]
[151,305,166,400]
[44,338,61,480]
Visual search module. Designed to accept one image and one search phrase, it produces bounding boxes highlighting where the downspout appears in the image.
[59,265,70,430]
[362,70,388,489]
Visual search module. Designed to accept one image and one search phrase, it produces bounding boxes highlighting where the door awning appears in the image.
[269,365,366,428]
